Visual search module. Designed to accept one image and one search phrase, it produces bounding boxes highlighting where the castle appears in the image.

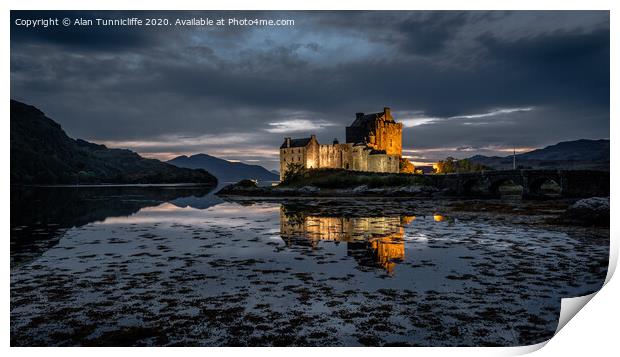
[279,107,407,181]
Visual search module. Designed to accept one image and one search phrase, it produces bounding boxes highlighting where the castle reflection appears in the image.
[433,214,446,222]
[279,208,415,274]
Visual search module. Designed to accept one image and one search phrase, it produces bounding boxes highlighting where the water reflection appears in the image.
[280,208,417,274]
[10,185,218,267]
[10,192,609,346]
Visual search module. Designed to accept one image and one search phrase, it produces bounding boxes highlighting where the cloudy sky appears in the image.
[11,10,609,170]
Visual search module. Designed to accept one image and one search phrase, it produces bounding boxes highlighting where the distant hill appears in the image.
[10,100,218,185]
[168,153,279,183]
[469,139,609,170]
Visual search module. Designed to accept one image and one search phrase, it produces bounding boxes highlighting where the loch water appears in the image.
[10,186,609,346]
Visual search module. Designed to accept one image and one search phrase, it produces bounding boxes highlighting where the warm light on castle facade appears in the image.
[279,107,409,181]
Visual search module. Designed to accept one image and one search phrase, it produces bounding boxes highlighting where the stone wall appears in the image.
[389,155,400,172]
[318,143,352,169]
[281,143,400,179]
[351,146,369,171]
[373,120,403,156]
[368,154,400,173]
[305,137,320,169]
[279,136,320,181]
[279,146,307,181]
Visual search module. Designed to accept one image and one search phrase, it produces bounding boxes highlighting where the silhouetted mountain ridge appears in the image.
[168,153,278,183]
[468,139,609,170]
[10,100,218,185]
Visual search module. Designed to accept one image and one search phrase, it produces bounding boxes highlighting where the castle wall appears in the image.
[375,121,403,156]
[318,143,352,169]
[368,154,400,173]
[281,143,400,180]
[306,139,320,169]
[318,144,340,168]
[279,146,308,181]
[389,155,400,172]
[351,146,369,171]
[368,154,387,173]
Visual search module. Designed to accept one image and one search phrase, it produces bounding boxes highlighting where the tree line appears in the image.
[434,157,490,174]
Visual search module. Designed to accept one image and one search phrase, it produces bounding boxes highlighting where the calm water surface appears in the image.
[10,187,608,346]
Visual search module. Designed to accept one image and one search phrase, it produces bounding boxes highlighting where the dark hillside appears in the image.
[10,100,217,185]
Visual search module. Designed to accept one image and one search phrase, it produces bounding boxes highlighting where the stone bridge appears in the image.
[427,169,609,198]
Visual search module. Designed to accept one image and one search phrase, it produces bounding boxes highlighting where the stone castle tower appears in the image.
[279,107,406,181]
[345,107,403,156]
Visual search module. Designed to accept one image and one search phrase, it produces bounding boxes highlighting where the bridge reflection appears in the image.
[279,208,415,274]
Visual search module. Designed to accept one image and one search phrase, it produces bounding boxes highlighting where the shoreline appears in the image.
[11,183,217,188]
[219,194,610,229]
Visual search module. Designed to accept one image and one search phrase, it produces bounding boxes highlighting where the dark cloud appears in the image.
[397,11,469,55]
[476,28,610,107]
[10,10,609,169]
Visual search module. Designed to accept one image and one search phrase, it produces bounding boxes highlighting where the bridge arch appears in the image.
[528,176,562,197]
[461,177,488,196]
[489,178,524,198]
[428,170,608,199]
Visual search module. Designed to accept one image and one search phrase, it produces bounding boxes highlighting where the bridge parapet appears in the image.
[427,169,609,198]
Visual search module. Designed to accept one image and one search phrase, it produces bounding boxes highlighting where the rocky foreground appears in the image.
[562,197,610,226]
[217,180,609,227]
[11,195,609,346]
[217,179,439,198]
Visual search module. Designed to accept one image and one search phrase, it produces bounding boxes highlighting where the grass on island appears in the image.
[279,167,430,189]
